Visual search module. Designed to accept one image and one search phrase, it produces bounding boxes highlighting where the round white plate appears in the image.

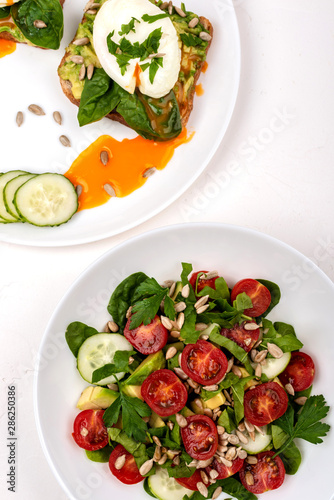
[34,223,334,500]
[0,0,240,246]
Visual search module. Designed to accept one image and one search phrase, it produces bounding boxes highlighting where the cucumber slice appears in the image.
[14,173,78,226]
[0,170,27,222]
[240,425,272,454]
[253,352,291,380]
[77,333,133,385]
[4,173,36,220]
[148,467,194,500]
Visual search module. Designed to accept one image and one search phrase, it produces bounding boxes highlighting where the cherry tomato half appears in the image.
[279,351,315,392]
[181,415,218,460]
[206,456,244,480]
[239,451,285,494]
[189,271,219,295]
[124,315,168,355]
[220,321,260,352]
[176,469,203,490]
[109,444,144,485]
[230,279,271,317]
[72,410,108,451]
[141,369,188,417]
[244,382,288,426]
[181,339,228,385]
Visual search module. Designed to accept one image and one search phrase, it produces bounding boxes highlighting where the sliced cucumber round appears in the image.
[0,170,27,222]
[77,333,133,385]
[14,173,78,226]
[253,352,291,380]
[240,425,272,454]
[4,173,36,220]
[148,467,194,500]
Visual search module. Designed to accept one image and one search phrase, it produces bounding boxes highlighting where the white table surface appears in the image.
[1,1,334,499]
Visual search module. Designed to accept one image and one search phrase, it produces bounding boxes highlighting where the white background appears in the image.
[1,1,334,499]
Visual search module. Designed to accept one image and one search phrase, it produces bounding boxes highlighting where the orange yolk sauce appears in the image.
[0,38,16,58]
[64,130,194,212]
[195,83,204,96]
[201,61,208,73]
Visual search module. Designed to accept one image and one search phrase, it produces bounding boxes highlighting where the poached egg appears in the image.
[93,0,181,99]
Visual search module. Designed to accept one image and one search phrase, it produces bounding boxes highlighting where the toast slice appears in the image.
[58,0,213,137]
[0,0,64,49]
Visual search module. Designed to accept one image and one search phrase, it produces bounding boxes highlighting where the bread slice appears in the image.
[58,3,213,132]
[0,0,65,47]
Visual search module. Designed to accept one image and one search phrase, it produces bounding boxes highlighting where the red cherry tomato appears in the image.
[124,315,168,355]
[181,339,228,385]
[181,415,218,460]
[279,351,315,392]
[244,382,288,426]
[176,469,203,490]
[72,410,108,451]
[239,451,285,494]
[189,271,219,295]
[141,369,188,417]
[206,456,244,479]
[230,279,271,317]
[220,321,260,352]
[109,444,144,485]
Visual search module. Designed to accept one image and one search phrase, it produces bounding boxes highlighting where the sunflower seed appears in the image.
[174,5,186,17]
[250,349,258,361]
[231,365,242,378]
[152,435,162,447]
[255,364,262,378]
[79,64,86,81]
[104,183,116,197]
[126,306,132,318]
[195,295,210,309]
[187,378,199,390]
[181,284,190,298]
[195,323,208,331]
[33,19,47,28]
[193,398,204,410]
[16,111,24,127]
[254,425,265,435]
[204,408,213,417]
[236,431,248,444]
[71,55,84,64]
[169,281,176,297]
[175,301,186,312]
[285,383,295,396]
[246,455,258,465]
[199,31,212,42]
[203,384,218,391]
[209,469,219,480]
[188,17,199,28]
[173,455,180,465]
[254,350,268,363]
[84,0,94,10]
[107,320,119,332]
[158,454,167,465]
[178,352,182,365]
[295,396,307,406]
[196,304,210,314]
[87,63,94,80]
[194,386,201,394]
[170,330,180,338]
[90,2,101,7]
[100,150,109,165]
[253,339,262,349]
[244,322,259,331]
[59,135,71,147]
[201,271,218,280]
[238,422,246,432]
[168,1,173,15]
[225,447,237,461]
[52,111,62,125]
[212,486,222,500]
[267,342,284,359]
[73,37,90,45]
[76,185,82,197]
[176,312,185,330]
[196,482,208,497]
[160,1,168,9]
[244,338,252,346]
[244,419,255,433]
[174,367,188,379]
[228,434,239,445]
[175,413,187,428]
[143,167,157,178]
[86,9,97,14]
[220,457,233,467]
[107,383,118,391]
[115,454,126,470]
[148,52,166,59]
[248,430,256,441]
[160,316,173,330]
[226,357,234,373]
[153,445,162,462]
[28,104,45,116]
[237,448,247,459]
[166,346,177,360]
[217,445,227,453]
[217,425,225,435]
[167,421,174,431]
[199,334,209,340]
[80,427,88,437]
[128,356,134,365]
[245,472,254,486]
[188,459,198,467]
[139,459,154,475]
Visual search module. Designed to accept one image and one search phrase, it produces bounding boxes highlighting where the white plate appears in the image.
[0,0,240,246]
[34,223,334,500]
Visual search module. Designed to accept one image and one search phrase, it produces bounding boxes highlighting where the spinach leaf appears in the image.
[218,407,237,433]
[256,279,281,320]
[65,321,99,357]
[11,0,63,49]
[108,428,154,473]
[197,277,230,301]
[85,445,114,463]
[273,322,296,337]
[209,329,254,375]
[261,320,303,353]
[78,68,121,127]
[0,6,10,19]
[91,350,135,383]
[231,377,253,424]
[107,271,148,330]
[279,441,301,475]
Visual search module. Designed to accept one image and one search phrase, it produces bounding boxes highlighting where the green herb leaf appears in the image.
[118,17,139,35]
[142,13,168,23]
[233,292,253,312]
[130,278,168,329]
[85,445,114,463]
[149,57,163,84]
[108,428,154,473]
[164,295,176,320]
[103,395,122,428]
[180,32,203,47]
[279,441,301,475]
[65,322,99,357]
[91,350,135,383]
[231,376,253,424]
[217,407,237,433]
[0,6,10,19]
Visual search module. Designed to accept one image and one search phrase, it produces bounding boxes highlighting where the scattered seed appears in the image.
[104,183,116,197]
[188,459,198,467]
[52,111,62,126]
[148,52,166,59]
[16,111,23,127]
[84,0,94,11]
[220,457,233,467]
[238,422,246,432]
[73,37,90,46]
[228,434,240,445]
[244,419,255,433]
[204,408,213,417]
[254,425,265,435]
[107,383,118,391]
[167,421,174,431]
[231,365,242,378]
[176,312,185,330]
[212,486,222,500]
[254,350,268,363]
[107,320,119,332]
[194,398,204,410]
[244,322,259,331]
[175,301,186,312]
[295,396,307,405]
[79,64,86,81]
[87,63,94,80]
[209,469,219,480]
[152,435,162,447]
[115,454,126,470]
[174,367,188,380]
[226,357,234,373]
[203,384,218,391]
[170,330,180,338]
[153,445,162,462]
[194,386,201,394]
[246,456,258,465]
[76,185,83,197]
[236,431,248,444]
[126,306,132,318]
[199,31,212,42]
[28,104,45,116]
[161,316,173,330]
[195,323,208,331]
[128,356,134,364]
[201,271,218,280]
[285,383,295,396]
[237,448,247,459]
[139,459,154,475]
[178,352,182,365]
[143,167,157,178]
[245,472,254,486]
[173,455,180,466]
[200,470,209,484]
[71,55,84,64]
[244,338,252,346]
[250,349,258,362]
[253,339,262,349]
[59,135,71,147]
[267,342,284,359]
[169,281,176,297]
[166,346,177,360]
[160,1,168,9]
[86,9,97,14]
[90,2,101,7]
[217,445,227,453]
[168,1,173,15]
[158,453,167,465]
[217,425,225,435]
[225,447,237,461]
[187,378,199,390]
[255,364,262,378]
[174,5,186,17]
[33,19,47,28]
[181,284,190,298]
[80,427,88,437]
[196,304,210,314]
[175,413,187,428]
[195,295,209,309]
[196,482,208,497]
[188,17,199,28]
[248,430,256,441]
[100,150,109,166]
[199,334,209,340]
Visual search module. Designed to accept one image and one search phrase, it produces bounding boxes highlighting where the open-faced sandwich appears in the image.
[58,0,213,141]
[0,0,64,50]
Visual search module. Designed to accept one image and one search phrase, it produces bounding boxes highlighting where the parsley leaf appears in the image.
[118,17,139,36]
[91,350,135,383]
[180,32,204,47]
[149,57,163,83]
[142,13,168,23]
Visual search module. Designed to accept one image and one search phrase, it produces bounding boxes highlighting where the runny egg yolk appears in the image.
[195,83,204,96]
[0,38,16,58]
[64,130,194,211]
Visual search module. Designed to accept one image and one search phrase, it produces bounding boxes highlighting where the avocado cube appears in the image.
[122,385,144,400]
[77,386,119,410]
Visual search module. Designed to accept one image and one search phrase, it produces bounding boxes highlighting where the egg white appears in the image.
[93,0,181,98]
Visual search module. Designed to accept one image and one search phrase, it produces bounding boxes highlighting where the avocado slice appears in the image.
[77,386,119,410]
[190,392,226,414]
[122,350,166,387]
[122,385,144,400]
[149,412,166,428]
[171,281,182,301]
[181,406,195,417]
